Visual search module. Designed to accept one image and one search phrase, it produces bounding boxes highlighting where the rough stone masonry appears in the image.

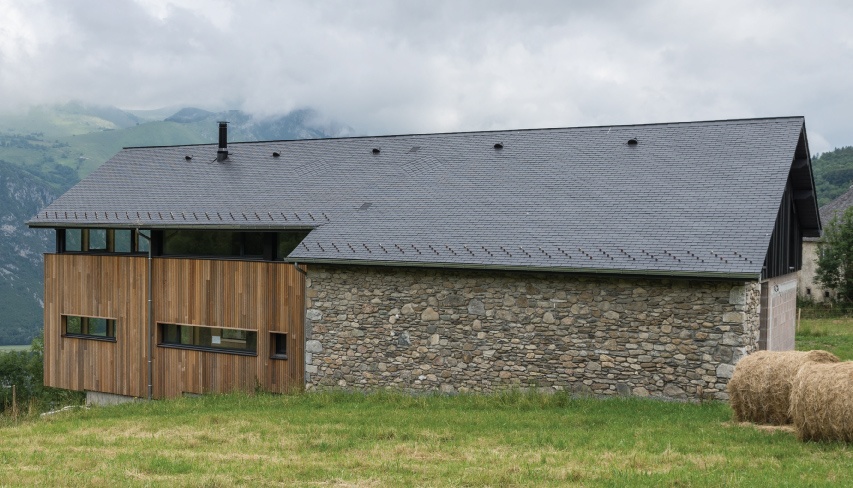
[304,265,761,401]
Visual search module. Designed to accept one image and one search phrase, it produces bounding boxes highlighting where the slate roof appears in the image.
[820,186,853,224]
[29,117,820,279]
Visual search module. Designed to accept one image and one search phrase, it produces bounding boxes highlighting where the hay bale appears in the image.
[791,362,853,442]
[728,350,839,425]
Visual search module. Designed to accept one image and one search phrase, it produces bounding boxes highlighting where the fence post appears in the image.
[797,308,801,332]
[12,384,17,421]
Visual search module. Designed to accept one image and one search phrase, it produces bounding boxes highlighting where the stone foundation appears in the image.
[304,265,761,401]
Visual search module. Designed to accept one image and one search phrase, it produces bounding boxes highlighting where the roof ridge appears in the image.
[121,116,805,150]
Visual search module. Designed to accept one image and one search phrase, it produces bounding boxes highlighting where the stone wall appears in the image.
[304,265,762,401]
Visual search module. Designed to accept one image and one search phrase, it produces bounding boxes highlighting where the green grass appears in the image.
[0,391,851,486]
[796,317,853,360]
[0,345,30,353]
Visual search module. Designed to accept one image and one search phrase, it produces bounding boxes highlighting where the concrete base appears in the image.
[86,391,142,406]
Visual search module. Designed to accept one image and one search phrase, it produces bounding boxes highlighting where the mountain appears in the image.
[0,161,65,345]
[0,103,354,344]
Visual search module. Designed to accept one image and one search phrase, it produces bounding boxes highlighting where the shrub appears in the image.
[0,335,83,415]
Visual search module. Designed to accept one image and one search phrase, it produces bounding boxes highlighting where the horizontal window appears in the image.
[159,323,257,355]
[162,230,308,260]
[63,315,116,341]
[60,228,148,254]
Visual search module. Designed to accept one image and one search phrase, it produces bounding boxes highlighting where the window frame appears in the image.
[270,332,288,360]
[61,314,117,342]
[158,322,258,356]
[58,228,148,255]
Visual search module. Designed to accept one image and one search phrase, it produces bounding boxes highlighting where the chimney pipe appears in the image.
[217,121,228,162]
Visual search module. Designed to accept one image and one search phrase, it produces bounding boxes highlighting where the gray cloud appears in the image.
[1,0,851,152]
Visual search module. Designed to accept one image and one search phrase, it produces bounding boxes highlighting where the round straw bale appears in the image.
[728,350,839,425]
[791,361,853,442]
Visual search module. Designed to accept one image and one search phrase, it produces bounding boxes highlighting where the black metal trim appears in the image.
[62,334,117,343]
[157,343,258,357]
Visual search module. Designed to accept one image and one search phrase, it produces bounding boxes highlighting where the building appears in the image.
[799,186,853,301]
[28,117,820,402]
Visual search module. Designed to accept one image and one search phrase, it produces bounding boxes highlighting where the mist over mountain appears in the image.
[0,102,353,344]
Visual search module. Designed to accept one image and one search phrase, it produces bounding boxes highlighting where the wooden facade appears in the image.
[44,254,305,399]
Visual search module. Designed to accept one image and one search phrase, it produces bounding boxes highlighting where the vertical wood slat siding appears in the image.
[44,254,148,398]
[44,255,304,399]
[153,258,304,398]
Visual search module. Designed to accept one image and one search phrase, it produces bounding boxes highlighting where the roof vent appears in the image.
[272,151,280,158]
[359,202,372,210]
[494,143,503,149]
[627,138,638,146]
[408,146,420,153]
[217,121,229,162]
[185,155,192,161]
[372,148,380,154]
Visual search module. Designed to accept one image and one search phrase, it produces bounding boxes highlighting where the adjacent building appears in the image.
[799,186,853,301]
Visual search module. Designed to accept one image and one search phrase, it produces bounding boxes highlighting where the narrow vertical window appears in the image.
[113,229,132,253]
[65,229,82,252]
[89,229,107,251]
[270,333,288,359]
[137,230,150,253]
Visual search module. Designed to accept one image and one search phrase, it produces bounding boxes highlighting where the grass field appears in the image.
[0,345,30,353]
[796,317,853,360]
[1,391,852,486]
[0,319,849,486]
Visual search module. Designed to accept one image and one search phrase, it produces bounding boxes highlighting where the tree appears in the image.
[816,207,853,302]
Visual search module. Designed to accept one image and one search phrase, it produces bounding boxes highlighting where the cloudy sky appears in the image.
[1,0,851,152]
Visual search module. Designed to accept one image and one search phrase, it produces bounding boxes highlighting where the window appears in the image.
[159,323,257,355]
[163,230,243,256]
[277,231,310,259]
[60,228,148,254]
[88,229,107,251]
[806,287,812,295]
[162,229,309,260]
[270,333,287,359]
[137,231,150,252]
[63,315,116,341]
[65,229,83,252]
[114,229,132,252]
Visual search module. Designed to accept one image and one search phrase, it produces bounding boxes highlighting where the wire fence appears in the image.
[798,302,853,320]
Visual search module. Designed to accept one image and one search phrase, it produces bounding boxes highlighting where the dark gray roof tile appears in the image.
[29,117,817,278]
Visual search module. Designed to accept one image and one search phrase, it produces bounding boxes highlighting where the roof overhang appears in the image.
[791,123,822,238]
[284,257,760,281]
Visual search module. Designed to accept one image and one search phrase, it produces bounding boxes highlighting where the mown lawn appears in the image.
[0,391,851,487]
[796,317,853,360]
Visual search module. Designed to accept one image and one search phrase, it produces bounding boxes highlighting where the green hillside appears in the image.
[0,107,209,178]
[812,146,853,206]
[0,103,350,179]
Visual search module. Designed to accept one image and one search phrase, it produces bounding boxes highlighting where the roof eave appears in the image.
[26,221,318,231]
[284,257,760,281]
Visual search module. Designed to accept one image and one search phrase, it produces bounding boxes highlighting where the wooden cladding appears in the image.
[44,254,148,397]
[43,254,305,399]
[153,258,304,398]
